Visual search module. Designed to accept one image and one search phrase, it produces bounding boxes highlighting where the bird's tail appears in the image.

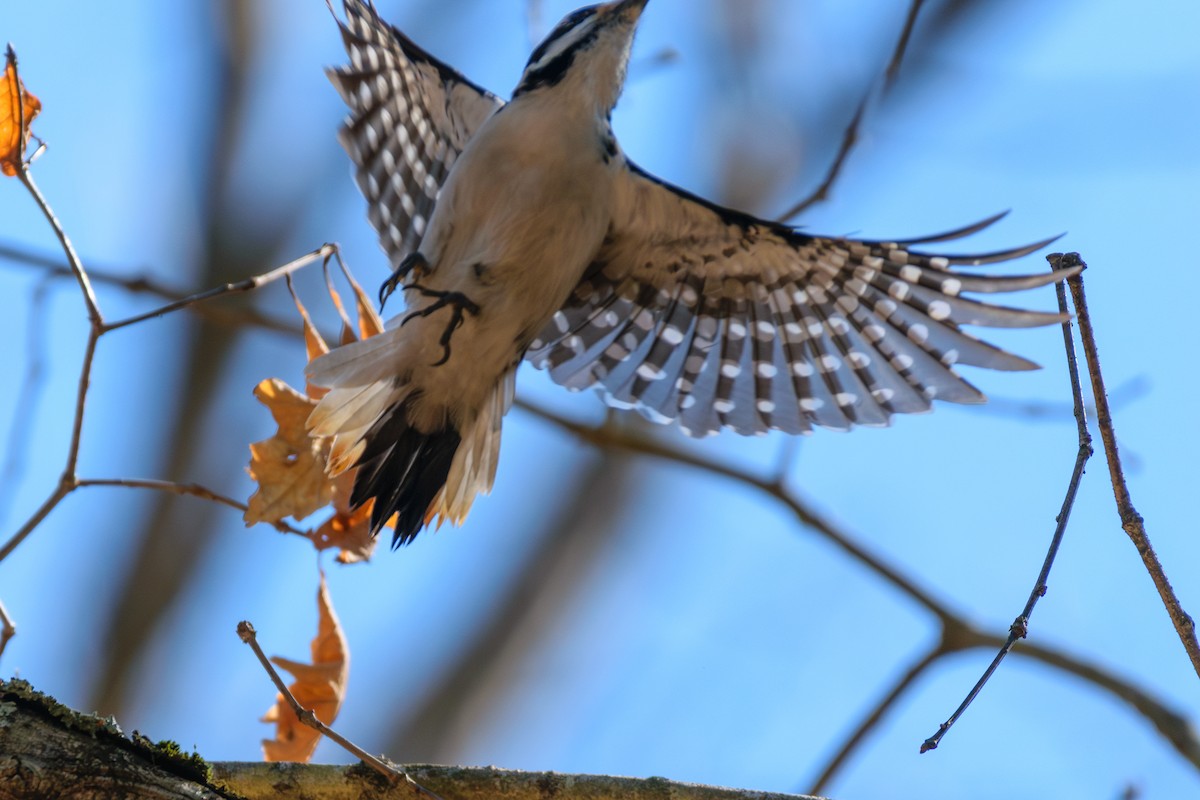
[306,331,512,546]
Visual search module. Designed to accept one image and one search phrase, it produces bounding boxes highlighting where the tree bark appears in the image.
[0,680,233,800]
[210,762,823,800]
[0,680,823,800]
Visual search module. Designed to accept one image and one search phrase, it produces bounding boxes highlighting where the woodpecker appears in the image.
[309,0,1079,546]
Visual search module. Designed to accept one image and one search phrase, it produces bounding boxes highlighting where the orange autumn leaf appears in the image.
[1,49,41,177]
[311,469,379,564]
[244,379,332,525]
[341,261,385,340]
[246,255,392,556]
[285,276,332,399]
[261,575,349,762]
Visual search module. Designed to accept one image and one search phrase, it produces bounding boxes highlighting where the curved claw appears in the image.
[379,252,430,310]
[431,305,476,366]
[392,283,480,365]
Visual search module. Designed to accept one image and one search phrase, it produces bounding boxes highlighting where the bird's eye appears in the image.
[528,8,599,63]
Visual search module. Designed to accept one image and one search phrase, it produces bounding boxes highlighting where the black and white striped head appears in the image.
[514,0,648,113]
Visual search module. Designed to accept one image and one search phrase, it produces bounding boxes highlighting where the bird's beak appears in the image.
[600,0,648,20]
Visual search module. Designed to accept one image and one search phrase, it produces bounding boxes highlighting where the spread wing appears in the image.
[527,164,1077,437]
[327,0,504,271]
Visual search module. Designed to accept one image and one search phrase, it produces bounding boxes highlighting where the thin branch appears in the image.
[0,481,74,565]
[809,621,1200,793]
[0,242,304,335]
[886,0,928,89]
[235,621,443,799]
[63,328,100,481]
[517,400,953,621]
[10,59,101,326]
[0,54,102,564]
[808,644,942,795]
[776,97,867,222]
[776,0,931,221]
[0,275,53,522]
[772,436,803,485]
[1,137,326,566]
[102,244,336,333]
[0,319,102,566]
[1015,636,1200,770]
[978,375,1150,423]
[75,478,311,538]
[1057,252,1200,679]
[515,399,1200,780]
[920,260,1095,753]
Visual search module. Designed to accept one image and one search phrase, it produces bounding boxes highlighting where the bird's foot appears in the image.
[379,252,431,310]
[400,284,481,366]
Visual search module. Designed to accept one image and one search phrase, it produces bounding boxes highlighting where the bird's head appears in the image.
[514,0,648,115]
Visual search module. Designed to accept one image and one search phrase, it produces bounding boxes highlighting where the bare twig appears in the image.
[776,0,931,221]
[75,479,310,538]
[514,400,1200,784]
[886,0,928,88]
[919,255,1095,754]
[0,482,75,565]
[10,58,101,327]
[0,113,329,565]
[1057,253,1200,679]
[518,400,951,618]
[808,644,942,794]
[0,275,53,522]
[806,617,1200,794]
[102,244,336,333]
[236,621,442,799]
[772,436,803,485]
[776,97,867,222]
[979,375,1150,423]
[0,241,304,335]
[0,49,103,564]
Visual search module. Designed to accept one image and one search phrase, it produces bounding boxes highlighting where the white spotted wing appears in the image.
[328,0,503,273]
[527,165,1076,437]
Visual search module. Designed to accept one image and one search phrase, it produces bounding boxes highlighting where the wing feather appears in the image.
[329,0,503,271]
[527,163,1079,437]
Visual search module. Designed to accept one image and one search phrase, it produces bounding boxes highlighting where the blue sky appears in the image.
[1,2,1198,799]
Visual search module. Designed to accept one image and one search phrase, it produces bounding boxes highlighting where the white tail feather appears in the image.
[309,379,407,477]
[306,327,404,389]
[308,381,399,438]
[432,369,515,525]
[328,434,367,476]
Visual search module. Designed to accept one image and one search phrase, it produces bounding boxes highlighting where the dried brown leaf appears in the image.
[261,575,349,762]
[1,51,41,177]
[244,379,332,525]
[343,267,385,340]
[311,469,379,564]
[246,257,390,554]
[285,276,331,399]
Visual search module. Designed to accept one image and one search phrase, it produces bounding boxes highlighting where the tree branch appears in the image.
[236,621,440,798]
[1052,253,1200,679]
[211,762,826,800]
[514,400,1200,783]
[0,242,304,336]
[919,257,1096,753]
[76,478,311,538]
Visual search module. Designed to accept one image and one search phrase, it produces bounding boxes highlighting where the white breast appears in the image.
[394,91,620,429]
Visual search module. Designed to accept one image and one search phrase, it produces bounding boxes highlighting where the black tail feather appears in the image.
[350,400,462,547]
